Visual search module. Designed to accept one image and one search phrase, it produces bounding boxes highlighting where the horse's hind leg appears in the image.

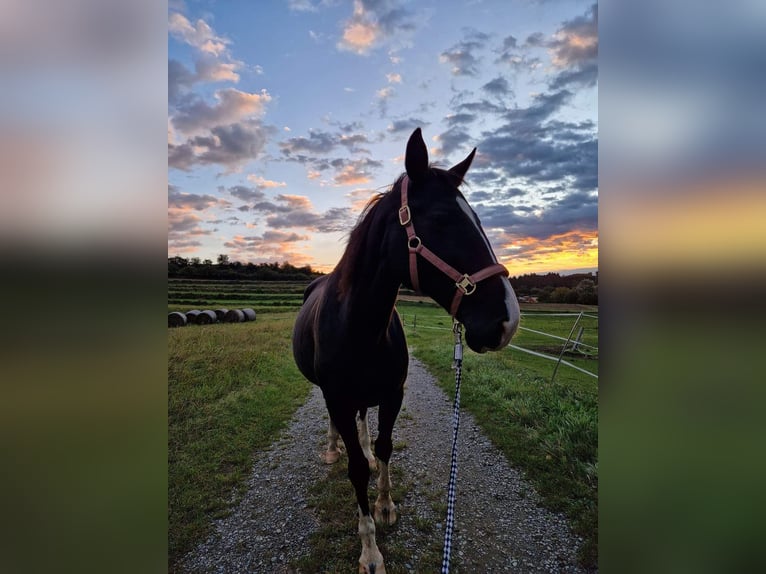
[321,418,341,464]
[357,409,378,471]
[373,387,403,526]
[327,402,386,574]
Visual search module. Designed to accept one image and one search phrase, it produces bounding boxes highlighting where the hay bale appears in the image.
[214,308,229,321]
[241,308,257,322]
[185,310,202,322]
[195,310,218,325]
[224,309,245,323]
[168,312,187,327]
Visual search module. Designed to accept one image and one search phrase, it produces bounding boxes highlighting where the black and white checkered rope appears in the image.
[441,322,464,574]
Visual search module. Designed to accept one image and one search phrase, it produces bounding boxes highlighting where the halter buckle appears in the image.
[456,274,476,295]
[398,205,411,226]
[408,236,421,250]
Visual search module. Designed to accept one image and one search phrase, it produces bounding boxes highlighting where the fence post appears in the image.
[570,326,585,352]
[551,312,583,384]
[413,314,417,333]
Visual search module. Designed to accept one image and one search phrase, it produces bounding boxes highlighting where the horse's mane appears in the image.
[335,166,466,296]
[336,175,406,295]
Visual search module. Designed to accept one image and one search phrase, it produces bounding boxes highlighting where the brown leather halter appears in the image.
[399,175,509,317]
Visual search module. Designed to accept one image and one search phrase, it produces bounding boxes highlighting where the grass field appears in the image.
[168,313,310,571]
[168,281,598,571]
[168,278,306,314]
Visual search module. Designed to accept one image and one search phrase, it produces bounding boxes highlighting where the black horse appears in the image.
[292,128,519,573]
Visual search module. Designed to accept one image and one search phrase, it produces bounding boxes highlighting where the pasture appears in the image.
[168,280,598,570]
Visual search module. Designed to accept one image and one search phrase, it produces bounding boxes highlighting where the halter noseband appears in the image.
[399,175,509,317]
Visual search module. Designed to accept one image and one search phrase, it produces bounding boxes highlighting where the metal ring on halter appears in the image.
[408,236,421,250]
[455,274,476,295]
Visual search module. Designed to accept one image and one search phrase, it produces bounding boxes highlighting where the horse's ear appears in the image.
[405,128,429,181]
[448,147,476,183]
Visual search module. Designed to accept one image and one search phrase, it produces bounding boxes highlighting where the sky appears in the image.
[168,0,598,275]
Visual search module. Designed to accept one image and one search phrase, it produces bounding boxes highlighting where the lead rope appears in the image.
[441,321,463,574]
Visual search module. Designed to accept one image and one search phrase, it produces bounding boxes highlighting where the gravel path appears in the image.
[181,357,588,573]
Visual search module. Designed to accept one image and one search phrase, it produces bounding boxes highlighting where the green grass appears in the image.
[168,313,311,571]
[396,301,598,569]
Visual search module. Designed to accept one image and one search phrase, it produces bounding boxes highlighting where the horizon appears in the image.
[168,254,598,278]
[169,1,598,276]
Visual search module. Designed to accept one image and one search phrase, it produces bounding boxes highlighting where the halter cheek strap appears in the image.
[399,175,509,317]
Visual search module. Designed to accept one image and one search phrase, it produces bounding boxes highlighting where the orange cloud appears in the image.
[338,1,380,54]
[499,229,598,274]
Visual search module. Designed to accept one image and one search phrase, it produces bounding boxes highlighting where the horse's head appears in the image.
[394,128,520,353]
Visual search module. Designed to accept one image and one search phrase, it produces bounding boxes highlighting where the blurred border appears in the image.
[1,1,765,572]
[0,1,167,573]
[600,1,766,572]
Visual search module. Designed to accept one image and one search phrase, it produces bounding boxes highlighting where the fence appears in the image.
[399,311,598,382]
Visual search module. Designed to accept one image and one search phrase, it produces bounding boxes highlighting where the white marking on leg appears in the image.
[357,415,378,471]
[358,507,386,573]
[374,461,397,525]
[322,419,341,464]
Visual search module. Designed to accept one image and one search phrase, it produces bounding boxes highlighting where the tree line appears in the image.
[510,272,598,305]
[168,255,323,281]
[168,256,597,304]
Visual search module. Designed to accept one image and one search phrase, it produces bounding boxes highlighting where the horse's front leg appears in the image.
[373,390,403,526]
[328,404,386,574]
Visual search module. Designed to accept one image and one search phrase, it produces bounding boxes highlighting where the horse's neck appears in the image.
[340,262,400,340]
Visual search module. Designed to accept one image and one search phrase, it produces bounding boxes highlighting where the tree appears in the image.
[549,286,573,303]
[217,253,230,265]
[575,279,597,305]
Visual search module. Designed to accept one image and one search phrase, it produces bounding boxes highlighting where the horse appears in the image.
[292,128,520,573]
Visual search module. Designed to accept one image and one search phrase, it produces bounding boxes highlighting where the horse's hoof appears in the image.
[374,503,397,526]
[359,562,385,574]
[321,450,340,464]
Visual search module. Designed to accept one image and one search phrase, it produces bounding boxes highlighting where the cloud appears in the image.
[337,0,416,55]
[228,185,267,203]
[279,128,381,182]
[172,88,271,135]
[169,119,275,172]
[223,231,313,265]
[288,0,320,12]
[434,127,472,157]
[386,72,402,83]
[547,4,598,90]
[475,190,598,239]
[482,76,512,97]
[494,229,598,271]
[439,28,491,77]
[246,175,287,188]
[280,129,339,155]
[549,4,598,69]
[168,12,230,57]
[168,185,222,210]
[388,118,428,133]
[169,57,243,104]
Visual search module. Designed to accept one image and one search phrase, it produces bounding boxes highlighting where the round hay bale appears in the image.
[185,310,202,322]
[214,308,229,321]
[224,309,245,323]
[241,308,257,322]
[195,310,218,325]
[168,312,187,327]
